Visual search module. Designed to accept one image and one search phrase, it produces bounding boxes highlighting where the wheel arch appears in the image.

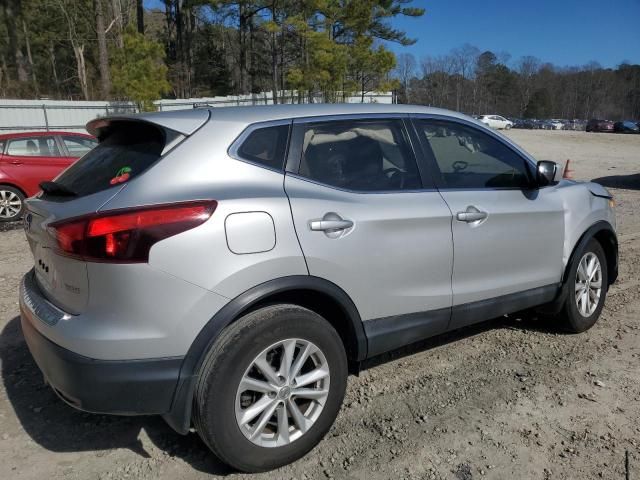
[163,275,367,434]
[564,220,618,286]
[0,182,27,198]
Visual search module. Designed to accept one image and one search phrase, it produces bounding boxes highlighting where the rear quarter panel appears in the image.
[99,118,308,299]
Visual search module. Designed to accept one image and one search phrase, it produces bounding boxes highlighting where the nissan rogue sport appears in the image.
[19,104,618,472]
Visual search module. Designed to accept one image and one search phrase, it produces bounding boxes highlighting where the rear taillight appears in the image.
[49,200,217,263]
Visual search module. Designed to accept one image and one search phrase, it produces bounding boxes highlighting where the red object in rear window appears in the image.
[49,201,217,263]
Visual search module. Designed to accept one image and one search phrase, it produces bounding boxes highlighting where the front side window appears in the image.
[417,119,532,189]
[297,119,421,192]
[6,136,60,157]
[62,136,98,157]
[236,124,289,170]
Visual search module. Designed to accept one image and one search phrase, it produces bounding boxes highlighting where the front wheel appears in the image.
[193,304,348,472]
[559,239,608,332]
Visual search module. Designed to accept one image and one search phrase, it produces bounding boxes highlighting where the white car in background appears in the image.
[549,119,564,130]
[478,115,513,130]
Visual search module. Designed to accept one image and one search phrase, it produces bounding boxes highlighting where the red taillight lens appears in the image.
[49,201,217,262]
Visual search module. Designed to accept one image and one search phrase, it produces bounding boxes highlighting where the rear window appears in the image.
[53,122,170,198]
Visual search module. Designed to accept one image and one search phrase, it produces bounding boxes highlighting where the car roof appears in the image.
[0,131,95,140]
[91,104,478,136]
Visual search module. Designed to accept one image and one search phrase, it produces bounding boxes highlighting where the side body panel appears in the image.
[441,187,565,306]
[285,174,454,322]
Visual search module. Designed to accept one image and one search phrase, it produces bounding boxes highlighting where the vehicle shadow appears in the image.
[0,316,233,476]
[592,174,640,191]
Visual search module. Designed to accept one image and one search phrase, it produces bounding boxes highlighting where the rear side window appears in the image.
[235,124,289,170]
[6,136,60,157]
[62,136,98,157]
[0,141,4,153]
[53,122,168,198]
[297,118,421,192]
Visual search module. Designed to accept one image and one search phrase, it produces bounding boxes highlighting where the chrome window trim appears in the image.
[227,119,292,173]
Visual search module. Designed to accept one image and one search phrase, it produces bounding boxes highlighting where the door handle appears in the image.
[10,160,23,165]
[456,206,488,223]
[309,212,353,238]
[310,219,353,231]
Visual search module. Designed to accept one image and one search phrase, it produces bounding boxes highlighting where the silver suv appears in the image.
[19,104,618,472]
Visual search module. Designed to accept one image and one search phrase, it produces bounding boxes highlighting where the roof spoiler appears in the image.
[86,109,211,137]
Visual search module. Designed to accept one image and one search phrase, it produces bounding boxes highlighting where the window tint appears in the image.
[53,122,168,198]
[298,119,421,192]
[0,141,4,154]
[62,136,98,157]
[236,124,289,170]
[6,136,60,157]
[417,120,532,189]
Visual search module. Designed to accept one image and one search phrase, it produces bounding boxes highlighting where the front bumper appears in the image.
[20,272,183,415]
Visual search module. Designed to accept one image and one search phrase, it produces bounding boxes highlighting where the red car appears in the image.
[0,131,97,222]
[586,119,615,133]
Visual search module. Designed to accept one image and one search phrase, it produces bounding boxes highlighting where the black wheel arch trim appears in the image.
[163,275,367,434]
[564,220,618,285]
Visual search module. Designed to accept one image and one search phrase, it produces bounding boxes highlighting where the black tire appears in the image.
[559,238,608,333]
[193,304,348,472]
[0,185,25,222]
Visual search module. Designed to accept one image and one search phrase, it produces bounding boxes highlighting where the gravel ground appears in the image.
[0,130,639,480]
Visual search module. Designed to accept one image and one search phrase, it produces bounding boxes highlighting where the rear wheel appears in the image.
[193,304,348,472]
[0,186,25,222]
[559,239,608,332]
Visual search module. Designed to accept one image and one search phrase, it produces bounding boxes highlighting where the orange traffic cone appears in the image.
[563,159,574,179]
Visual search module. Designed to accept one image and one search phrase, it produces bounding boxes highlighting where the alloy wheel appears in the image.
[575,252,602,317]
[0,189,22,220]
[235,338,330,448]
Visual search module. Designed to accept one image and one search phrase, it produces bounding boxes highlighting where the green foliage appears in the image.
[110,30,171,110]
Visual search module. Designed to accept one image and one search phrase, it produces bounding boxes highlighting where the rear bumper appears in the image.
[20,273,183,415]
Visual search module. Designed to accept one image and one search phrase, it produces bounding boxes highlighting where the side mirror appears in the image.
[536,160,559,187]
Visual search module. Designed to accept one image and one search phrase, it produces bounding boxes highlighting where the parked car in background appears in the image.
[549,119,565,130]
[478,115,514,130]
[0,131,97,221]
[563,120,587,131]
[19,104,618,472]
[586,119,615,133]
[613,121,640,134]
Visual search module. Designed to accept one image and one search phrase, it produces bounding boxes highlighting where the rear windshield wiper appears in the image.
[39,181,77,197]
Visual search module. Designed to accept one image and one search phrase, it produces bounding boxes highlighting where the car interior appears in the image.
[300,123,421,191]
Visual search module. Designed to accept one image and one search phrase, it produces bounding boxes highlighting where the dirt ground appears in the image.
[0,130,639,480]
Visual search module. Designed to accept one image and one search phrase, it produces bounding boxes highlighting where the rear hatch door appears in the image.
[24,113,207,314]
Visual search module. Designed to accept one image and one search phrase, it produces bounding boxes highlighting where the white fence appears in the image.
[0,92,394,134]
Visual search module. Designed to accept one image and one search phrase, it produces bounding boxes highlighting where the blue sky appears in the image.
[387,0,640,68]
[145,0,640,68]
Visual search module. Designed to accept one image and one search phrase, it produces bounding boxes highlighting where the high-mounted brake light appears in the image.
[49,201,217,263]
